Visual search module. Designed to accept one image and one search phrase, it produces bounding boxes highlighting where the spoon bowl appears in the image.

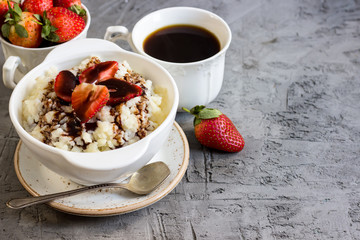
[7,161,170,209]
[127,161,171,195]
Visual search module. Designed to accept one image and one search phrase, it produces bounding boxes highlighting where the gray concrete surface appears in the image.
[1,0,360,239]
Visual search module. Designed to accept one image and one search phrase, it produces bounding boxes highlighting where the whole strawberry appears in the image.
[22,0,52,15]
[1,3,42,48]
[183,105,245,152]
[0,0,14,20]
[42,7,85,43]
[53,0,85,17]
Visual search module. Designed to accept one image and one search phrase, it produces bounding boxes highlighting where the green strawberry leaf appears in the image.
[1,23,10,38]
[42,11,49,24]
[50,25,57,32]
[69,5,86,16]
[183,105,222,126]
[4,13,12,23]
[15,24,28,38]
[13,4,22,22]
[11,0,21,4]
[4,15,15,25]
[33,14,41,21]
[32,14,43,25]
[194,117,202,126]
[31,19,43,25]
[44,32,59,42]
[41,11,59,42]
[5,2,22,24]
[198,108,222,119]
[14,4,22,16]
[190,105,206,115]
[41,24,50,36]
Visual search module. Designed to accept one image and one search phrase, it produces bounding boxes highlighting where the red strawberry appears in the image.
[54,70,78,102]
[42,7,85,43]
[98,78,143,106]
[53,0,85,16]
[53,0,81,8]
[79,61,119,84]
[183,106,245,152]
[71,83,109,123]
[1,3,42,48]
[0,0,14,21]
[22,0,52,15]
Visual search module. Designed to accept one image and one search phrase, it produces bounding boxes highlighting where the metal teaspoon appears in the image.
[6,161,170,209]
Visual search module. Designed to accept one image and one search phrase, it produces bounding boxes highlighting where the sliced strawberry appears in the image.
[97,78,143,106]
[79,61,119,84]
[54,70,78,102]
[71,83,109,123]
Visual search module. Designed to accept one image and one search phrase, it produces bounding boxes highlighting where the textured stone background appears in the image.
[1,0,360,239]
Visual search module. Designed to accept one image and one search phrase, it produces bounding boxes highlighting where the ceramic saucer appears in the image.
[14,122,189,217]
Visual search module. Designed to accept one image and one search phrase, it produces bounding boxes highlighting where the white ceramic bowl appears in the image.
[1,4,91,88]
[9,38,179,185]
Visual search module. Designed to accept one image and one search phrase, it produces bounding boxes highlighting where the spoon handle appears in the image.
[6,183,127,209]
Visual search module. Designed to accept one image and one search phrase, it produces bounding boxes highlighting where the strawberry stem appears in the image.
[69,5,86,16]
[182,107,191,113]
[182,106,201,126]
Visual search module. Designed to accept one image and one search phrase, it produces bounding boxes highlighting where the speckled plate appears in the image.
[14,122,189,217]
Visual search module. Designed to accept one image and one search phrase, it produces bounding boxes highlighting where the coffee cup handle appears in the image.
[104,26,137,51]
[2,56,25,89]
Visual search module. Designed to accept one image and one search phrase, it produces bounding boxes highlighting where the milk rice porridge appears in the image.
[22,56,165,152]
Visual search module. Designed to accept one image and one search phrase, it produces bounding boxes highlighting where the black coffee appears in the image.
[143,24,220,63]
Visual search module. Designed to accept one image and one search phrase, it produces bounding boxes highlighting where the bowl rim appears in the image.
[9,39,179,171]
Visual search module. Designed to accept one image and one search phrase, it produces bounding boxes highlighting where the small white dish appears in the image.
[14,122,189,217]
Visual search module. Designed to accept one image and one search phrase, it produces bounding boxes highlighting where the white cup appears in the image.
[1,4,91,89]
[104,7,232,111]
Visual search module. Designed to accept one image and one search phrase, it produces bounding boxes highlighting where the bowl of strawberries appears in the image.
[0,0,90,88]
